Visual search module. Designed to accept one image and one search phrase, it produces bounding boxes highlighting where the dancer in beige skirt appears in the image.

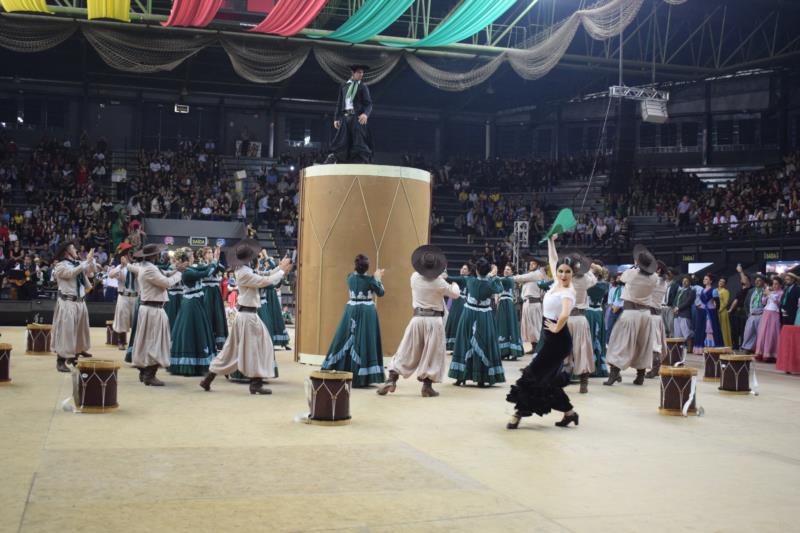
[513,256,547,353]
[52,241,96,372]
[107,243,137,350]
[645,261,670,379]
[605,245,659,386]
[566,253,599,394]
[378,245,460,398]
[128,244,186,386]
[200,239,292,395]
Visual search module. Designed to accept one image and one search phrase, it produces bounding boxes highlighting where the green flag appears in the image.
[539,208,577,244]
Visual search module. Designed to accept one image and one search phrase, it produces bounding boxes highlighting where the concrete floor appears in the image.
[0,325,798,533]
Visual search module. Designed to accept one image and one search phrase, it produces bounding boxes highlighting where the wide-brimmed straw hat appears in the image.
[633,244,657,274]
[133,243,166,259]
[412,245,447,279]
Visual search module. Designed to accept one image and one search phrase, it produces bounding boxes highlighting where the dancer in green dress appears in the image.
[448,258,506,386]
[321,254,386,388]
[199,246,228,350]
[169,247,218,376]
[445,263,473,351]
[496,264,525,360]
[257,250,290,349]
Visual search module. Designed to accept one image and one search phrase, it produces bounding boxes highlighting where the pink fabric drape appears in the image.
[248,0,328,36]
[162,0,223,28]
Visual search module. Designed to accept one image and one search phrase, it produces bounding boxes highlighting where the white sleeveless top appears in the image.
[543,289,576,320]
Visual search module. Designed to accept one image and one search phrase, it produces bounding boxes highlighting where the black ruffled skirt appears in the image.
[506,321,574,417]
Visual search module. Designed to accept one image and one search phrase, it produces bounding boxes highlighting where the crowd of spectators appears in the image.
[253,162,300,242]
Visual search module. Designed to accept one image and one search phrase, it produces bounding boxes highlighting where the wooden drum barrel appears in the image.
[703,347,731,381]
[105,320,127,346]
[659,366,699,416]
[719,354,754,394]
[26,323,52,355]
[307,370,352,426]
[73,359,120,413]
[296,165,431,364]
[664,338,686,366]
[0,343,11,384]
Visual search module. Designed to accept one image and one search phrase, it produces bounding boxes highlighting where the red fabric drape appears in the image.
[162,0,223,28]
[248,0,328,36]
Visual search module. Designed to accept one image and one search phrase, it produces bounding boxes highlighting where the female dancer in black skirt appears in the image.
[506,234,580,429]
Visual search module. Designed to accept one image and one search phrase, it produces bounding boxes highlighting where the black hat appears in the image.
[412,245,447,279]
[133,243,166,259]
[524,253,546,266]
[349,64,370,72]
[567,252,591,277]
[633,244,657,274]
[228,238,261,268]
[54,240,78,261]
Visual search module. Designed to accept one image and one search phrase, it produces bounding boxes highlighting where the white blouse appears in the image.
[543,288,576,320]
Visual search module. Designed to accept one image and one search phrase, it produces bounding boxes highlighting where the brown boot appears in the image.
[376,370,399,396]
[633,369,646,385]
[579,373,589,394]
[603,365,622,386]
[249,378,272,395]
[645,353,661,379]
[421,378,439,397]
[138,368,145,383]
[56,356,71,373]
[199,372,216,391]
[143,365,165,386]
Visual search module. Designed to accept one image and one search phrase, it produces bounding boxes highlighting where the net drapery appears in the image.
[162,0,223,28]
[221,36,310,83]
[87,0,131,22]
[312,47,401,84]
[0,15,75,52]
[321,0,415,43]
[249,0,328,36]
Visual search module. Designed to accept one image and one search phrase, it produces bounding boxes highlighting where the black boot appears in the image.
[555,412,579,427]
[421,378,439,397]
[603,365,622,386]
[579,373,589,394]
[645,353,661,379]
[200,372,216,391]
[633,369,646,385]
[56,356,71,373]
[138,367,145,383]
[143,365,165,386]
[249,378,272,395]
[323,153,337,165]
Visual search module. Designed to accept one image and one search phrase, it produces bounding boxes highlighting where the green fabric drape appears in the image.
[383,0,516,48]
[319,0,415,43]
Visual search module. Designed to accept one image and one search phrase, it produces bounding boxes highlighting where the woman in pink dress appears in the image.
[754,277,783,362]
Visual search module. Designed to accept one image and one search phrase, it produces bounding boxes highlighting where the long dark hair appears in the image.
[354,254,369,275]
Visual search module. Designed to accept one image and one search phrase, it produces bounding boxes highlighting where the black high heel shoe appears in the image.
[555,412,579,427]
[506,414,522,430]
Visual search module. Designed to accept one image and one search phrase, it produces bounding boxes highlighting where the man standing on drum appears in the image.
[377,246,460,398]
[127,244,186,386]
[52,241,96,373]
[200,239,292,396]
[107,243,137,351]
[512,256,547,354]
[323,65,373,164]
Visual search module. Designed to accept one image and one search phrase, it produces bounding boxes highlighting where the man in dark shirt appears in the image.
[324,65,373,164]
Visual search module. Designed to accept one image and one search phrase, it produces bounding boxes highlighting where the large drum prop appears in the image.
[26,323,52,355]
[703,347,731,381]
[296,165,431,364]
[664,338,686,366]
[105,320,127,346]
[719,354,755,395]
[307,370,352,426]
[0,343,11,384]
[73,359,120,413]
[659,366,699,416]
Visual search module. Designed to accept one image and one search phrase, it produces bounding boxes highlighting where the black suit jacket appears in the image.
[780,284,800,324]
[674,287,694,319]
[335,80,373,120]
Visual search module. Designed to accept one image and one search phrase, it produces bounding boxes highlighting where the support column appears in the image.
[703,81,713,166]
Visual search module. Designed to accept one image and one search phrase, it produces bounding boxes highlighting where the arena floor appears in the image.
[0,325,797,533]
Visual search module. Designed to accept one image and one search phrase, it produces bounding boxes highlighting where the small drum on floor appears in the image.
[0,343,11,384]
[719,354,754,395]
[664,338,686,366]
[26,323,52,355]
[703,347,731,381]
[105,321,127,346]
[659,366,699,417]
[307,370,352,426]
[73,359,120,413]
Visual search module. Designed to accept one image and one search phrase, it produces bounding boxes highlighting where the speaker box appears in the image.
[641,100,668,124]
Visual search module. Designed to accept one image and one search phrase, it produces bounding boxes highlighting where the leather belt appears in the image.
[120,290,138,297]
[59,293,84,302]
[650,308,662,316]
[526,297,542,304]
[414,308,444,317]
[141,301,165,309]
[238,306,258,313]
[569,308,585,316]
[623,301,650,311]
[343,110,356,116]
